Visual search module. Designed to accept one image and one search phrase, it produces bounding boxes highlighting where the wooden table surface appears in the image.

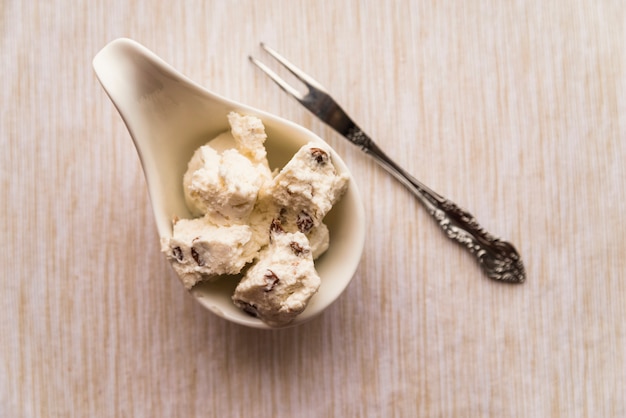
[2,1,625,416]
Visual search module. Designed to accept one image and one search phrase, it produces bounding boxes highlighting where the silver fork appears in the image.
[250,43,525,284]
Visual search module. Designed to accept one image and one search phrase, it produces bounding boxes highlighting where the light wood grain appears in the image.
[2,0,625,416]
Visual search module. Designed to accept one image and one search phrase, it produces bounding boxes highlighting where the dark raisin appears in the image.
[290,241,306,256]
[263,269,280,292]
[237,301,259,317]
[191,247,205,266]
[270,218,284,235]
[296,211,314,233]
[310,147,329,165]
[172,246,184,262]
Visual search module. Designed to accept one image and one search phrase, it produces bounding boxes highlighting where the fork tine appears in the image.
[248,55,304,100]
[250,43,361,142]
[258,43,328,93]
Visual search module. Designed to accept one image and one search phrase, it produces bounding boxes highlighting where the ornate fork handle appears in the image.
[348,127,525,283]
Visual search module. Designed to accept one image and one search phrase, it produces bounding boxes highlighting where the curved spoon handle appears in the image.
[349,129,526,283]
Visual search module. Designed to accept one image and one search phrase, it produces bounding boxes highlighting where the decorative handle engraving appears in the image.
[348,126,525,284]
[346,126,374,150]
[432,199,525,283]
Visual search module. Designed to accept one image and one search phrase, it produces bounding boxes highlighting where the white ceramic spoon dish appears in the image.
[93,38,365,328]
